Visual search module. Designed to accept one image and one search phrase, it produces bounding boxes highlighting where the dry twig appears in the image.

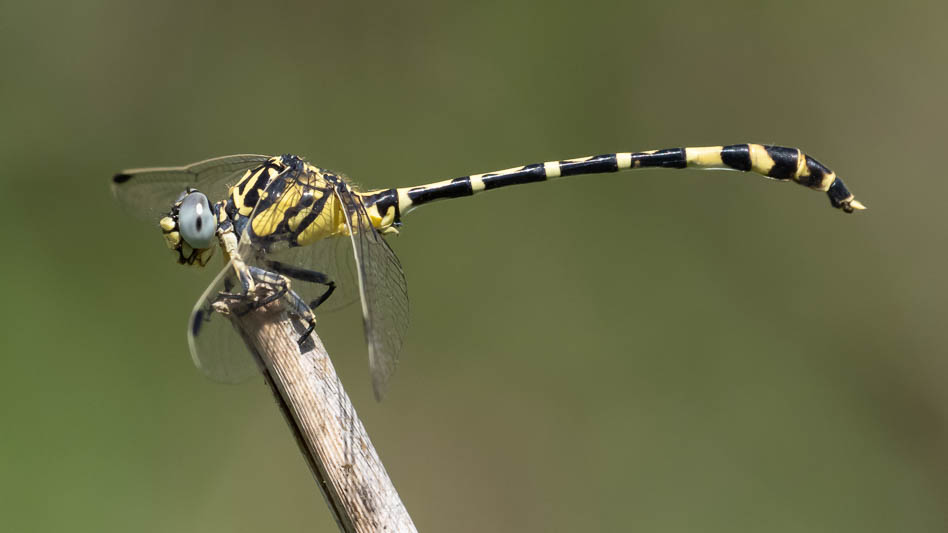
[232,292,416,533]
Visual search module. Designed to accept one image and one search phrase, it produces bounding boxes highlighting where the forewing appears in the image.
[187,261,260,383]
[336,186,409,400]
[112,154,271,220]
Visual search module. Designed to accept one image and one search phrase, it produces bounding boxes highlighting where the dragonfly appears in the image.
[112,144,864,399]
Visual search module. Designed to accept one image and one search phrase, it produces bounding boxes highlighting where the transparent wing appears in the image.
[187,261,260,383]
[335,185,410,401]
[260,235,360,313]
[112,154,271,220]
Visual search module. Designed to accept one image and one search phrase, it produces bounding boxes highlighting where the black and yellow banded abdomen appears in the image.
[361,144,864,225]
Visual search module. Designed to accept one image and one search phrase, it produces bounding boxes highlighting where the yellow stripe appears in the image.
[793,151,818,187]
[685,146,726,169]
[397,188,413,210]
[470,175,486,192]
[817,171,836,191]
[616,153,632,170]
[748,144,776,175]
[471,165,527,180]
[543,161,561,179]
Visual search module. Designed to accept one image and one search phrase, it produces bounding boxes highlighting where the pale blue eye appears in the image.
[178,192,216,249]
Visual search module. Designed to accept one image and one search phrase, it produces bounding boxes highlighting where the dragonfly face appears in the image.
[159,188,218,266]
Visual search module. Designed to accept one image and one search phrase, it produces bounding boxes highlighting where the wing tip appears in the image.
[371,369,388,402]
[113,172,132,184]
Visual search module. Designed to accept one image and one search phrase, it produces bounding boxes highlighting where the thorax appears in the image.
[220,157,349,249]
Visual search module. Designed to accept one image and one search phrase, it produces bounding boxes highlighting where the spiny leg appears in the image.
[210,266,291,318]
[263,259,337,311]
[245,266,294,310]
[260,260,338,346]
[248,265,319,346]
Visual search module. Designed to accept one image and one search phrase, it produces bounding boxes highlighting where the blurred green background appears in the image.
[1,1,945,531]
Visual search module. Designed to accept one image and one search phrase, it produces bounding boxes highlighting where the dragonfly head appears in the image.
[159,188,217,266]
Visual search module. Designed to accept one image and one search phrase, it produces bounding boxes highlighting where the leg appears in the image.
[248,265,317,345]
[264,259,337,311]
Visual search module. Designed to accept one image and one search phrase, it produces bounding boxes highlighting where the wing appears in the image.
[112,154,271,221]
[258,236,361,313]
[187,261,261,383]
[335,184,410,401]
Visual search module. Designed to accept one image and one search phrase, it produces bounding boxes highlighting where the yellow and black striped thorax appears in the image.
[223,155,354,250]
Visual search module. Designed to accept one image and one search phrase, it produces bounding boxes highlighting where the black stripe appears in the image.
[632,148,687,169]
[763,145,799,181]
[482,164,546,190]
[721,144,752,171]
[242,179,262,209]
[287,180,333,246]
[408,178,474,204]
[236,170,253,194]
[826,178,851,208]
[803,156,830,189]
[559,155,620,177]
[361,188,401,224]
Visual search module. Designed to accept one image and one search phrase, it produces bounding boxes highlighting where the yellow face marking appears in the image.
[616,153,632,170]
[748,144,776,175]
[160,216,176,232]
[194,247,214,267]
[164,230,181,250]
[685,146,726,169]
[543,161,561,179]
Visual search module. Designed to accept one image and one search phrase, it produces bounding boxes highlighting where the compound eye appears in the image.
[178,191,216,249]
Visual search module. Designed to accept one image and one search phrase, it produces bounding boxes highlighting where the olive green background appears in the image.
[1,1,945,531]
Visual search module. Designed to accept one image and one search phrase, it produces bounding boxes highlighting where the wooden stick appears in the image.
[232,293,417,533]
